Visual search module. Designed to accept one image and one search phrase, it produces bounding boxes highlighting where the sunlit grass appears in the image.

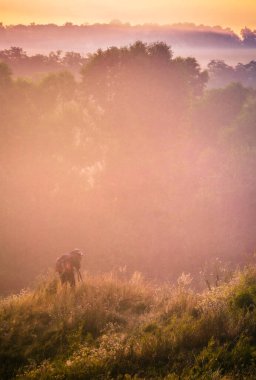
[1,268,256,379]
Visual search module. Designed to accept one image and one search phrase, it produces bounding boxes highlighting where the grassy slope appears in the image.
[1,269,256,379]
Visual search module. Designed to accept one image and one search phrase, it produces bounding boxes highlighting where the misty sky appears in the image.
[1,0,256,32]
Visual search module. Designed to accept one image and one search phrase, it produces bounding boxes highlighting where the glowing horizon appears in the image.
[1,0,256,33]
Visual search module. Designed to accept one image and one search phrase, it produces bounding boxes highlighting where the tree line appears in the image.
[2,46,256,89]
[1,22,256,50]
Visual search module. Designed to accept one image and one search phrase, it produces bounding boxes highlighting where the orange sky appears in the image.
[1,0,256,32]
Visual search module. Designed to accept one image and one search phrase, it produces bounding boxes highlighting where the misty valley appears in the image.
[1,40,256,379]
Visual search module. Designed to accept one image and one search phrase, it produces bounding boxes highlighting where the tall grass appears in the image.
[1,268,256,379]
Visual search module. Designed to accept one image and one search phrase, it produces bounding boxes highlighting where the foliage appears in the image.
[208,59,256,88]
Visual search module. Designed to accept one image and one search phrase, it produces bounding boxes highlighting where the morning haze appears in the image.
[1,38,256,294]
[1,1,256,378]
[1,0,256,31]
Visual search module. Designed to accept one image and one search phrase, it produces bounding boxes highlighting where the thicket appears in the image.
[1,267,256,379]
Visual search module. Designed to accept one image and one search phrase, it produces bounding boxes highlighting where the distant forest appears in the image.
[2,22,256,49]
[1,41,256,295]
[1,22,256,61]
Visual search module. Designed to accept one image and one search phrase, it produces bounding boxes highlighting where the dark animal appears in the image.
[55,249,84,287]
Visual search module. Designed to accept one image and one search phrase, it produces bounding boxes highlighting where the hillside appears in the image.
[1,267,256,379]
